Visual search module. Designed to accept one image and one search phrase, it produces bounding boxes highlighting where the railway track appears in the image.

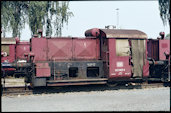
[131,82,166,88]
[2,86,33,96]
[1,82,169,96]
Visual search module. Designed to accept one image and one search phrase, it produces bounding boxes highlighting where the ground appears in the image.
[1,86,170,111]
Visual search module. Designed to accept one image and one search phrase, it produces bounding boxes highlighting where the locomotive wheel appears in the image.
[29,83,34,89]
[107,82,118,87]
[163,82,170,87]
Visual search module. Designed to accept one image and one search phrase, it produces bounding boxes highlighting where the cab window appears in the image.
[116,39,130,56]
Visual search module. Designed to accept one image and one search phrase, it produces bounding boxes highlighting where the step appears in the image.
[47,78,108,86]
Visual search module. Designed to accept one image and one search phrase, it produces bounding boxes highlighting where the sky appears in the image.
[5,1,170,41]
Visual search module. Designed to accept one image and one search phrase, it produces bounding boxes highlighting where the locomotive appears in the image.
[1,28,170,88]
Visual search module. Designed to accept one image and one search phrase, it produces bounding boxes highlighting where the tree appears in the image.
[158,0,170,26]
[27,1,73,36]
[1,1,73,38]
[1,1,10,37]
[27,1,47,36]
[1,1,27,38]
[165,33,170,39]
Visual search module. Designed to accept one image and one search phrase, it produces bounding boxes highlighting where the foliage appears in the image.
[158,0,170,26]
[27,1,47,36]
[165,33,170,39]
[1,1,28,37]
[42,1,73,36]
[1,1,73,38]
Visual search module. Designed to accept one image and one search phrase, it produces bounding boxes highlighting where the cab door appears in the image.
[131,39,146,78]
[108,39,132,80]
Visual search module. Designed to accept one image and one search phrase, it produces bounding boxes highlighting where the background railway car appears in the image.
[1,38,18,77]
[16,41,30,61]
[1,37,30,77]
[147,32,170,82]
[1,38,16,63]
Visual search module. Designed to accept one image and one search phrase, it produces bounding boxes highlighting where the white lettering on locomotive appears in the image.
[115,68,125,72]
[118,72,123,75]
[111,73,116,75]
[125,72,130,75]
[87,63,96,67]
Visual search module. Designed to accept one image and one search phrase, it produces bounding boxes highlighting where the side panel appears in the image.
[101,38,109,77]
[50,60,104,80]
[108,39,132,80]
[131,39,145,77]
[143,40,149,78]
[36,62,51,77]
[147,40,159,60]
[1,45,15,63]
[159,40,170,60]
[16,42,30,60]
[32,77,46,87]
[47,38,73,60]
[31,38,47,61]
[73,38,99,60]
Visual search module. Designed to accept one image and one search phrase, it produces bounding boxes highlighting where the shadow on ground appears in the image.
[31,83,143,95]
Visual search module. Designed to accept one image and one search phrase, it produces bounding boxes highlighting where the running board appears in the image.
[147,78,162,82]
[47,78,108,86]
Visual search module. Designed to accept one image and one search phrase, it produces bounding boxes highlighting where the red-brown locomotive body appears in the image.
[1,28,170,87]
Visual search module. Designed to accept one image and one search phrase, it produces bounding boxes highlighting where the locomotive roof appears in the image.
[100,29,147,39]
[1,38,16,44]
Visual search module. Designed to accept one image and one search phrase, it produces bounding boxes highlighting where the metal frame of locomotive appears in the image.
[1,28,170,88]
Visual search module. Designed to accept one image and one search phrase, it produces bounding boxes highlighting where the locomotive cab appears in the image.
[102,29,149,82]
[85,28,149,82]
